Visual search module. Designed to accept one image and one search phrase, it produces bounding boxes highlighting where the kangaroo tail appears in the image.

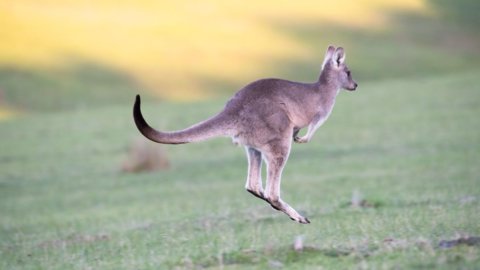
[133,95,231,144]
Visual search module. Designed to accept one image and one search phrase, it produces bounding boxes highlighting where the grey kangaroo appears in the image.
[133,45,357,224]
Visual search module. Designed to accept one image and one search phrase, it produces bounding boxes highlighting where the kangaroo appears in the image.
[133,45,357,224]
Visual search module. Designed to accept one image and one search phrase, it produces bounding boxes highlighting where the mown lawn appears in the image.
[1,70,479,269]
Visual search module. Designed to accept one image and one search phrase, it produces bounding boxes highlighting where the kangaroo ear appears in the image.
[332,47,346,67]
[321,45,336,70]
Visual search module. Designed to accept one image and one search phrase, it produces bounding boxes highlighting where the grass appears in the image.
[1,70,479,269]
[0,62,143,112]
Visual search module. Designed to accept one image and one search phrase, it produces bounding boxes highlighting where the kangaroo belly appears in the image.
[231,108,293,148]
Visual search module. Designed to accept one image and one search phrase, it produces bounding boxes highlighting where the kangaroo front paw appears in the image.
[294,136,309,143]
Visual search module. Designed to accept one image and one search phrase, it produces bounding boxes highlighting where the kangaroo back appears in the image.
[133,95,231,144]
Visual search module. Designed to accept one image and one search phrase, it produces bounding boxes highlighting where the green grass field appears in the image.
[1,1,480,269]
[1,70,479,269]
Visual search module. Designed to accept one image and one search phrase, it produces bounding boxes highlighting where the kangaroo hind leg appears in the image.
[244,147,266,201]
[263,143,310,224]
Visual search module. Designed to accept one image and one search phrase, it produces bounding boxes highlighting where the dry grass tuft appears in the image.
[121,136,170,173]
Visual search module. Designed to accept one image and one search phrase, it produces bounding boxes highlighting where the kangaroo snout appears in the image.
[347,82,358,91]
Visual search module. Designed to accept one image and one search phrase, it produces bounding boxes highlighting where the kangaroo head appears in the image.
[321,46,358,91]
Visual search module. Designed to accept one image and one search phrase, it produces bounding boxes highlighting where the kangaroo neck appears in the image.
[316,72,341,111]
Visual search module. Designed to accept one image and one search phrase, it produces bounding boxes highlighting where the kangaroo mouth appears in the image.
[346,83,358,91]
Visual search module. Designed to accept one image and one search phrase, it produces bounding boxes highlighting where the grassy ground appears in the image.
[1,1,480,269]
[1,70,479,269]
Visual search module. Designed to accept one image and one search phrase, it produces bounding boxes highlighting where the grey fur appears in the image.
[133,45,357,224]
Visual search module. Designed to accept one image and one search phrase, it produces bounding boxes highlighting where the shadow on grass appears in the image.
[0,59,145,112]
[428,0,480,31]
[266,5,480,86]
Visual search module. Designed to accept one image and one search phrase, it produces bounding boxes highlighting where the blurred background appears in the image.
[1,1,480,268]
[0,0,478,115]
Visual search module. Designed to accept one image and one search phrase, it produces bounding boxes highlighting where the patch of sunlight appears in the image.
[0,0,428,101]
[0,107,18,121]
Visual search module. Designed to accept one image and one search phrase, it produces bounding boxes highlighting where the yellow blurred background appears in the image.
[0,0,427,101]
[1,0,479,120]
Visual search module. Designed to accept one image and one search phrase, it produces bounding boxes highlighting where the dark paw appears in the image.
[293,216,310,224]
[270,203,281,211]
[246,189,266,201]
[294,136,308,143]
[267,199,282,211]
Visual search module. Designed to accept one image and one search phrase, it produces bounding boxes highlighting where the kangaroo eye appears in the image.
[346,71,351,76]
